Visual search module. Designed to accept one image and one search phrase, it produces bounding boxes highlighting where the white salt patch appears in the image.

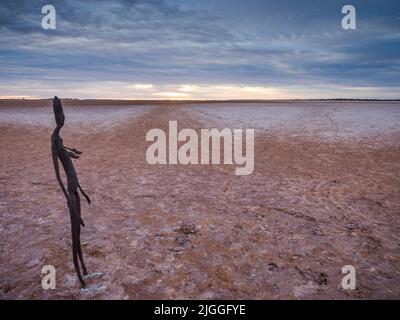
[191,102,400,141]
[83,272,103,279]
[0,105,153,129]
[80,284,107,293]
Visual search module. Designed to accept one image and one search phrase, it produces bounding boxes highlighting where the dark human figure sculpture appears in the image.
[51,96,91,288]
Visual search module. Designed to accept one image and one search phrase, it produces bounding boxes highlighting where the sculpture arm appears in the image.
[64,146,81,159]
[65,146,82,154]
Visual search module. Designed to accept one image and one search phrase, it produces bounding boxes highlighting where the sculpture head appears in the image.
[53,96,65,128]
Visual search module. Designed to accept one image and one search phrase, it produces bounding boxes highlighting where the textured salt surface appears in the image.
[191,102,400,141]
[1,104,399,299]
[0,105,153,129]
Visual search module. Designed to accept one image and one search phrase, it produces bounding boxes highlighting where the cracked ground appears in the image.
[0,100,399,299]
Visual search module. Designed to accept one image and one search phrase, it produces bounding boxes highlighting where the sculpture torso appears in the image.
[51,129,79,191]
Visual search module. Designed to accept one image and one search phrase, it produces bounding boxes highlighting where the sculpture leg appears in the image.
[75,191,88,275]
[68,193,86,288]
[77,236,88,276]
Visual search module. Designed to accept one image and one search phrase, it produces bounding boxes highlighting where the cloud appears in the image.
[128,84,154,89]
[0,0,399,98]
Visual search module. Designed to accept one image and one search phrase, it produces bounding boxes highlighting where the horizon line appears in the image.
[1,98,400,102]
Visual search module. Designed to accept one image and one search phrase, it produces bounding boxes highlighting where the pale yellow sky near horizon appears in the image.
[1,83,399,100]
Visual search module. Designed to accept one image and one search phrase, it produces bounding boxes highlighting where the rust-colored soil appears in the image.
[0,103,399,299]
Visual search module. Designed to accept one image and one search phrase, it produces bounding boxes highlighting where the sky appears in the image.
[0,0,399,99]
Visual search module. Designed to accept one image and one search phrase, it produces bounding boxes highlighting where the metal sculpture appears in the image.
[51,96,91,288]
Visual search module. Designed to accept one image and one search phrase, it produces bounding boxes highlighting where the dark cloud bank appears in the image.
[0,0,399,98]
